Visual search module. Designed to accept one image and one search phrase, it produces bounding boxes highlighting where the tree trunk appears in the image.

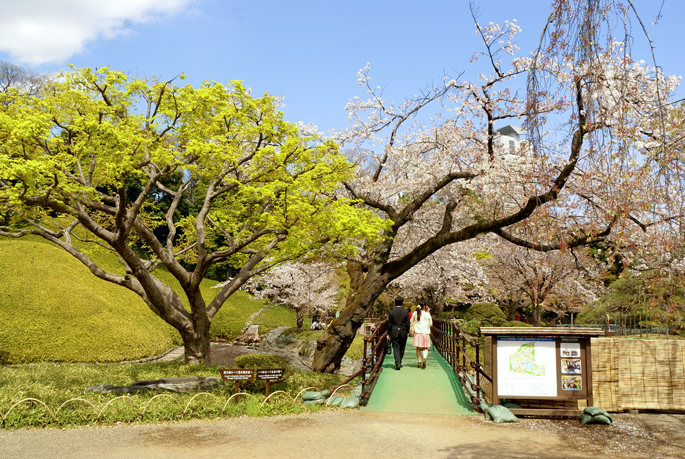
[505,300,520,320]
[312,264,389,373]
[180,325,210,365]
[533,303,542,327]
[181,291,212,365]
[548,312,561,326]
[296,307,305,332]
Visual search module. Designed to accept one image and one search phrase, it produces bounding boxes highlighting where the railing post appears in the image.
[453,324,457,371]
[475,341,481,402]
[462,335,466,373]
[361,338,368,393]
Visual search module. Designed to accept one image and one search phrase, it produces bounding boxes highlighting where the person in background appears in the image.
[387,296,410,370]
[412,302,433,369]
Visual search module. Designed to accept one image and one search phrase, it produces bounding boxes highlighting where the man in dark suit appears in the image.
[387,296,410,370]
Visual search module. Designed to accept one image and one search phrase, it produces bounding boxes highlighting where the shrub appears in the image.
[233,353,292,391]
[464,302,506,327]
[234,353,291,370]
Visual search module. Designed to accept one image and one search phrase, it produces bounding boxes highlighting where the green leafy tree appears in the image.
[0,67,383,364]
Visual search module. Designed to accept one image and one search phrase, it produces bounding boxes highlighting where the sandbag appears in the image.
[580,408,612,425]
[479,400,492,413]
[321,389,330,397]
[302,391,324,401]
[589,414,612,425]
[580,413,593,425]
[326,395,343,407]
[584,406,612,421]
[303,399,324,406]
[352,384,363,397]
[340,396,361,409]
[486,405,519,423]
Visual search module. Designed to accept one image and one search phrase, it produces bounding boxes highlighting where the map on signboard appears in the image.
[509,342,546,376]
[497,337,557,397]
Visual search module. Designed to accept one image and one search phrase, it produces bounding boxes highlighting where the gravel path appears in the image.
[3,411,684,459]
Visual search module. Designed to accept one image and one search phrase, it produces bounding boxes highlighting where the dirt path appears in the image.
[3,410,683,459]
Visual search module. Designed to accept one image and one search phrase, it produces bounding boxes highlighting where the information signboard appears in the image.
[482,327,603,416]
[219,368,255,382]
[256,368,285,381]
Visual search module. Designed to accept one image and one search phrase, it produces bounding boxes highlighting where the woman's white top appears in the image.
[413,311,433,334]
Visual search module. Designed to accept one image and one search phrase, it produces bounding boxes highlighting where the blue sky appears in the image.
[1,0,683,133]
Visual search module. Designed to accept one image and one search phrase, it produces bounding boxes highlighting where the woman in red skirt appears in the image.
[412,304,433,369]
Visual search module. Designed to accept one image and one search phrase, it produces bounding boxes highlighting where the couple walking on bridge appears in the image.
[387,297,433,370]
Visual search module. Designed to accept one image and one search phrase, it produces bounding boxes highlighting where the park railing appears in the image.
[360,319,388,406]
[431,319,491,406]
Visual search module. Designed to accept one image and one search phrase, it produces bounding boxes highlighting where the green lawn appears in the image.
[0,361,348,429]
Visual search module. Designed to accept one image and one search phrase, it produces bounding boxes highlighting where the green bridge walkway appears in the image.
[361,342,476,416]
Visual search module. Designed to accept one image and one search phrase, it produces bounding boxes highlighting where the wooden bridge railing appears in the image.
[360,319,388,406]
[431,318,492,406]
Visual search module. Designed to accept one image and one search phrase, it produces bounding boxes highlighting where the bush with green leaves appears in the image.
[234,353,291,370]
[464,303,506,327]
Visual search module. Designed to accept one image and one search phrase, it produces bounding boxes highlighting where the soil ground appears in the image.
[3,410,684,459]
[208,343,258,367]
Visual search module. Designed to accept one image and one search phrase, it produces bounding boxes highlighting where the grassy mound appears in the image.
[0,236,264,364]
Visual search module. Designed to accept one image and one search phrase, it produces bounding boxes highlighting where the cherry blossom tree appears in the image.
[241,262,340,332]
[486,240,600,325]
[385,239,491,313]
[312,2,682,372]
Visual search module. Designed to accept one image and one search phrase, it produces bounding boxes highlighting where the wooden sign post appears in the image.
[256,368,285,399]
[219,368,255,399]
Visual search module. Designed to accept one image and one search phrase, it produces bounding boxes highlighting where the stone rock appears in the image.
[85,376,223,394]
[236,325,261,343]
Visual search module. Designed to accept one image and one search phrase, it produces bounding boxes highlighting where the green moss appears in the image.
[0,238,177,364]
[345,335,365,361]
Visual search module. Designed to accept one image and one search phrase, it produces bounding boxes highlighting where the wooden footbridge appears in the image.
[357,319,490,415]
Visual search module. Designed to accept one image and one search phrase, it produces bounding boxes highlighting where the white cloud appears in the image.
[0,0,194,65]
